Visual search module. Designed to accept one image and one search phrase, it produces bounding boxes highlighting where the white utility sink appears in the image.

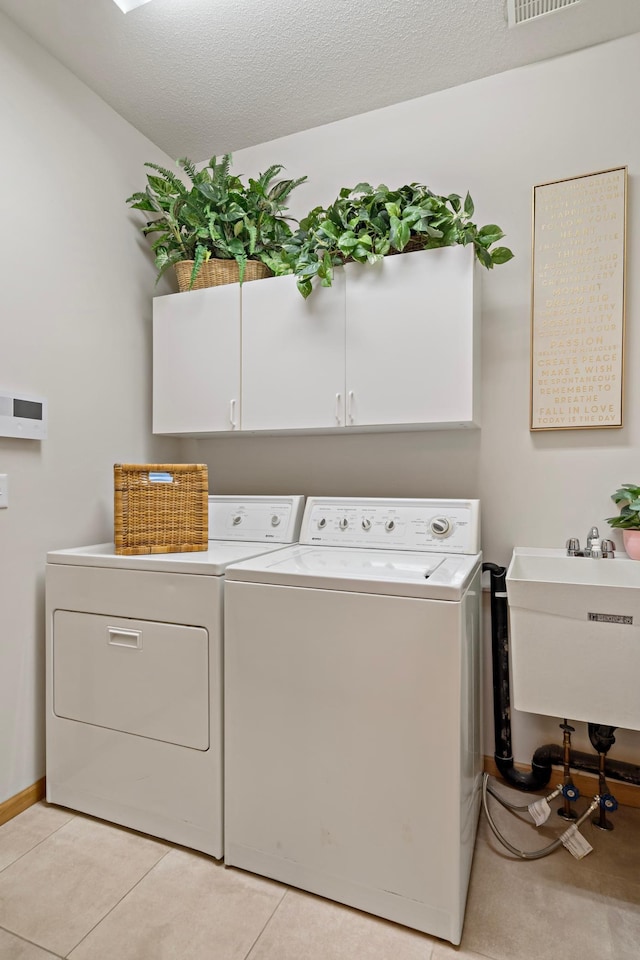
[506,547,640,731]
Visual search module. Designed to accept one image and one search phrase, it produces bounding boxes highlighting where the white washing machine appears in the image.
[45,495,304,858]
[224,497,482,945]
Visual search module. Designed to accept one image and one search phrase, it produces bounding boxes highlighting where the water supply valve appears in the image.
[561,783,580,802]
[599,794,618,813]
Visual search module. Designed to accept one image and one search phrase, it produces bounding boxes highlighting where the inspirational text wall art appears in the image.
[530,166,627,431]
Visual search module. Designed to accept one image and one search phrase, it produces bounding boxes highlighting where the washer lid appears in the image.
[225,545,482,599]
[46,540,295,575]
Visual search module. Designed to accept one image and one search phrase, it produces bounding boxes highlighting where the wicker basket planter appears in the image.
[174,258,272,292]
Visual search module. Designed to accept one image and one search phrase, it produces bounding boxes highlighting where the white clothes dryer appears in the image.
[224,497,482,944]
[45,495,304,858]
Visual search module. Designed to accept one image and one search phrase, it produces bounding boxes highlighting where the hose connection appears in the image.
[482,775,607,862]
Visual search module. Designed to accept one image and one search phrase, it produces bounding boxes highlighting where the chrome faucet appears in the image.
[585,526,600,556]
[566,528,615,558]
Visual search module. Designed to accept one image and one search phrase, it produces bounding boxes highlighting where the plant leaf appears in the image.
[490,246,514,265]
[474,244,493,269]
[464,192,475,217]
[477,224,505,245]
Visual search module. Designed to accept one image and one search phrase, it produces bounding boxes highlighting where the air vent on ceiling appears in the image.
[507,0,582,28]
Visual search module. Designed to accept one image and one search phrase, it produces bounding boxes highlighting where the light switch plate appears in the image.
[0,474,8,508]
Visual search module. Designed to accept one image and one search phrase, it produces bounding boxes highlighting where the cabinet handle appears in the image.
[347,391,355,425]
[229,398,237,430]
[335,393,342,425]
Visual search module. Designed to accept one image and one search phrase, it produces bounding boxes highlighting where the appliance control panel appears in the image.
[300,498,480,554]
[208,496,305,543]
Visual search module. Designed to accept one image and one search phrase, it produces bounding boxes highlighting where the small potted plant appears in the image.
[126,154,307,291]
[270,181,514,298]
[607,484,640,558]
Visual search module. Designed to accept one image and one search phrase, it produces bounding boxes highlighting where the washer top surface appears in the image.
[46,495,305,576]
[225,544,481,600]
[225,497,481,600]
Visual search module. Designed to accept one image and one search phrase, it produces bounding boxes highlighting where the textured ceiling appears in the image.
[1,0,640,160]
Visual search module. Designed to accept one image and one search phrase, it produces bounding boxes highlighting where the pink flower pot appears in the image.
[623,529,640,559]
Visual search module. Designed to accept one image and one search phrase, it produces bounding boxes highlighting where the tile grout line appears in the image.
[0,811,77,877]
[243,885,291,960]
[61,846,174,958]
[0,922,65,958]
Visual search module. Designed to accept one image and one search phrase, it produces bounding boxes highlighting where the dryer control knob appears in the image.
[232,515,243,525]
[430,517,451,537]
[385,519,396,532]
[317,518,327,529]
[271,515,281,527]
[361,519,372,531]
[339,518,349,530]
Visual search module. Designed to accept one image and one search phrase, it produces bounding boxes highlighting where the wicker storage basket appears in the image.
[114,463,209,556]
[174,258,272,292]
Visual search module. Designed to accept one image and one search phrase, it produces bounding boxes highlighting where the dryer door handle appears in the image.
[107,627,143,650]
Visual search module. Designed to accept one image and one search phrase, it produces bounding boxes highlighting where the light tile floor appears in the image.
[0,785,638,960]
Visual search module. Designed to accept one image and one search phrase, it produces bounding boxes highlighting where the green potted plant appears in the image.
[607,484,640,558]
[126,154,307,291]
[272,181,513,298]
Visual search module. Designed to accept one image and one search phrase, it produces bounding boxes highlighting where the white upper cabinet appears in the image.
[153,283,241,434]
[241,270,346,431]
[344,247,480,429]
[152,246,480,435]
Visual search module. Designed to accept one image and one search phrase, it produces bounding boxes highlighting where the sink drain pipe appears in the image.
[484,562,640,791]
[484,562,553,790]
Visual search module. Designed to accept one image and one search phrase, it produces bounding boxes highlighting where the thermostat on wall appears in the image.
[0,393,47,439]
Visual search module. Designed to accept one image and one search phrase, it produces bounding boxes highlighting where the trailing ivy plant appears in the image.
[126,154,307,287]
[272,181,514,298]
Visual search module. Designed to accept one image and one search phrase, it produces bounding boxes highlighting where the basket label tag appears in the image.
[148,472,174,483]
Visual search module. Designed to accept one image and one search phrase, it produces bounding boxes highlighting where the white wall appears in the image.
[183,33,640,767]
[0,13,176,803]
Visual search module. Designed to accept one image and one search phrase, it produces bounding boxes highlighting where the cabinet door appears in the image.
[345,247,479,428]
[241,271,346,430]
[153,284,241,434]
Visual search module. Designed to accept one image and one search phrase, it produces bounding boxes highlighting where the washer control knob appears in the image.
[362,519,372,531]
[271,515,281,527]
[339,518,349,530]
[430,517,451,537]
[232,514,243,526]
[385,519,396,532]
[317,518,327,529]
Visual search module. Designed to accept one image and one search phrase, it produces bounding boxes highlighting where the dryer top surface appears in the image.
[46,541,296,576]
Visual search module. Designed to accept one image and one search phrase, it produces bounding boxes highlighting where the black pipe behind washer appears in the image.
[484,562,552,791]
